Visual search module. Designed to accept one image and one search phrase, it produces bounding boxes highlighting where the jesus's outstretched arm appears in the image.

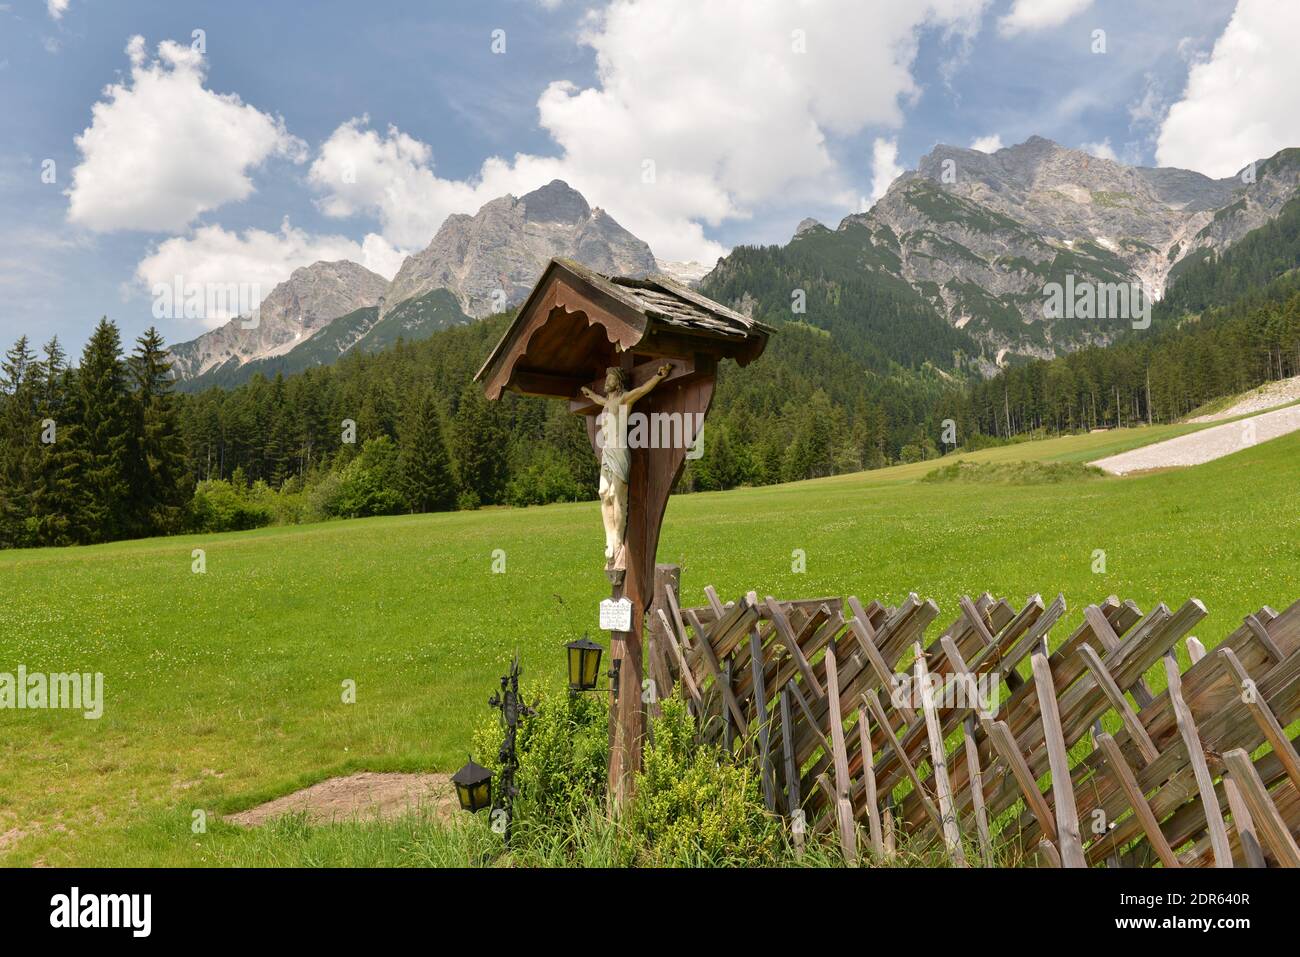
[620,363,673,406]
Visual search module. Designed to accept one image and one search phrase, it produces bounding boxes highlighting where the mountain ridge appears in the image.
[169,180,657,387]
[169,259,389,380]
[168,140,1300,390]
[724,137,1300,366]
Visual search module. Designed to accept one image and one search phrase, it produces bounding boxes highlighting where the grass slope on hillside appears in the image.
[1,425,1297,865]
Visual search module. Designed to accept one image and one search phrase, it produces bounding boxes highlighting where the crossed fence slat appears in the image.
[645,564,1300,868]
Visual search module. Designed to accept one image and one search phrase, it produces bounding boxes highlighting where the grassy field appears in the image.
[1,421,1297,866]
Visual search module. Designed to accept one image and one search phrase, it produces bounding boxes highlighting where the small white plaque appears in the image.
[599,597,634,632]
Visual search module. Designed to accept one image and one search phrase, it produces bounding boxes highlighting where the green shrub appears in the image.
[630,696,779,866]
[189,479,272,532]
[505,454,581,507]
[304,470,343,521]
[467,687,778,866]
[330,436,405,518]
[471,686,609,825]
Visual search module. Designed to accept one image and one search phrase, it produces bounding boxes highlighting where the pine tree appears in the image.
[398,390,457,513]
[265,408,295,488]
[30,337,79,546]
[542,403,597,499]
[295,373,332,475]
[75,319,136,543]
[36,337,67,414]
[262,374,293,488]
[1,336,37,392]
[0,337,39,547]
[451,382,507,505]
[130,327,189,534]
[358,379,399,441]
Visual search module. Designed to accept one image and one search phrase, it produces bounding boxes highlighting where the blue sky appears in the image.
[4,0,1296,357]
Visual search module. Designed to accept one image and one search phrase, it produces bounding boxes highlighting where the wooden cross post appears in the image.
[594,351,716,804]
[474,258,771,808]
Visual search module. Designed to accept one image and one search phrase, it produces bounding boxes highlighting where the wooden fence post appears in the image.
[647,563,680,716]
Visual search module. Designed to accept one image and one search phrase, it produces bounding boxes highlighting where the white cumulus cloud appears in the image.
[134,220,402,327]
[970,134,1004,153]
[310,0,991,262]
[867,137,906,206]
[67,36,304,233]
[1156,0,1300,178]
[308,118,571,252]
[47,0,68,20]
[998,0,1092,37]
[1081,138,1119,161]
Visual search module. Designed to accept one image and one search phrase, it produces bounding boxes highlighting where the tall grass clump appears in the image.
[922,459,1106,484]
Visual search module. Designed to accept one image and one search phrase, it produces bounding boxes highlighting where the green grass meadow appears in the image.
[1,421,1297,865]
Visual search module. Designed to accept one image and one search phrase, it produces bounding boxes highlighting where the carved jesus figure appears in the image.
[580,363,673,565]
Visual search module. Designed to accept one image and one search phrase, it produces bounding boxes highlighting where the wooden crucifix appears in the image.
[580,360,675,575]
[475,258,771,805]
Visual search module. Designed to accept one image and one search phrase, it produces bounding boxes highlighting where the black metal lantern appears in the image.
[451,757,493,813]
[566,634,604,692]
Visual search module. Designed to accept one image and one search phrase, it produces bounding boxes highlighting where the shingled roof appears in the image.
[567,262,772,338]
[475,257,772,401]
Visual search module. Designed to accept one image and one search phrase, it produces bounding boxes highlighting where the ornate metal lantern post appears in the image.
[487,653,535,846]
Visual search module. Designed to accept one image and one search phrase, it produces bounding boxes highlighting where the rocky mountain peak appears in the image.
[521,179,591,224]
[655,259,713,286]
[914,137,1130,194]
[382,181,656,319]
[169,183,661,383]
[259,260,388,327]
[169,259,388,380]
[793,217,824,240]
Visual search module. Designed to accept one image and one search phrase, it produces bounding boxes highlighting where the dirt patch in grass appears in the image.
[226,772,458,827]
[1,825,32,854]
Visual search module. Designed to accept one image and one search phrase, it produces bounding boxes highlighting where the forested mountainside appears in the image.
[700,222,980,373]
[943,195,1300,440]
[171,142,1300,396]
[705,141,1300,369]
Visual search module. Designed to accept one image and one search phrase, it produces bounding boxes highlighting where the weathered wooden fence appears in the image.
[645,564,1300,867]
